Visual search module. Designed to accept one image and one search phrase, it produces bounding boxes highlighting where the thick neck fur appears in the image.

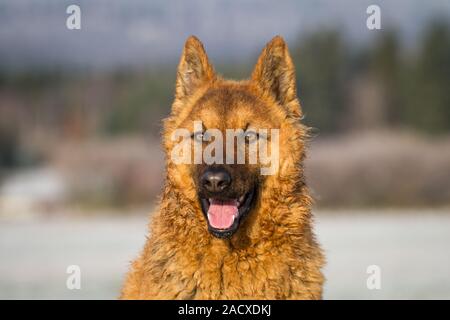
[140,158,323,299]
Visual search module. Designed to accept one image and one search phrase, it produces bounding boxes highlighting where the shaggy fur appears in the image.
[120,36,325,299]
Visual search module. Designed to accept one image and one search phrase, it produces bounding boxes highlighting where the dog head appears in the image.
[163,36,307,239]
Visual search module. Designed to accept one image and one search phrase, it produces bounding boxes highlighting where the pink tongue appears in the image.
[207,199,239,229]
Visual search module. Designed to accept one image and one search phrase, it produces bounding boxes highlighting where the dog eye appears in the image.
[244,131,259,143]
[192,131,204,142]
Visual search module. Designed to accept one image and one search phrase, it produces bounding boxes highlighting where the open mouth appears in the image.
[200,188,256,239]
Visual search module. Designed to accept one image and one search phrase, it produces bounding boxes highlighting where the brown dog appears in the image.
[120,36,324,299]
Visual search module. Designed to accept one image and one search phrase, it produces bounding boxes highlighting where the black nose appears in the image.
[201,168,231,193]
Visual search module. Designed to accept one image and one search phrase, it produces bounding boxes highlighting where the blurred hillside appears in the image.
[1,19,450,214]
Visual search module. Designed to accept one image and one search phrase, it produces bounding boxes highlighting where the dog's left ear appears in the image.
[251,36,301,117]
[175,36,215,101]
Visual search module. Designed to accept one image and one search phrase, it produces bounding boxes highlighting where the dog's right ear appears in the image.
[175,36,215,101]
[251,36,301,117]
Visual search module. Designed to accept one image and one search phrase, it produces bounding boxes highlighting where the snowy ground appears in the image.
[1,210,449,299]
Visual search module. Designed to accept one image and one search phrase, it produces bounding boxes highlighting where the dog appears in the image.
[120,35,324,299]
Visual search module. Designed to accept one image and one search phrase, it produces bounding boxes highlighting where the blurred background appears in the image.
[0,0,450,299]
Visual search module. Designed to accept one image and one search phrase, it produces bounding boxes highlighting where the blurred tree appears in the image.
[405,20,450,133]
[104,70,174,136]
[292,31,348,134]
[368,30,403,126]
[0,128,19,169]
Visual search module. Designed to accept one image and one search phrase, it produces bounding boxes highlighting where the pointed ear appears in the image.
[175,36,215,100]
[251,36,301,116]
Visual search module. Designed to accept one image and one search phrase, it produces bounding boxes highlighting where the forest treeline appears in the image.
[1,20,450,169]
